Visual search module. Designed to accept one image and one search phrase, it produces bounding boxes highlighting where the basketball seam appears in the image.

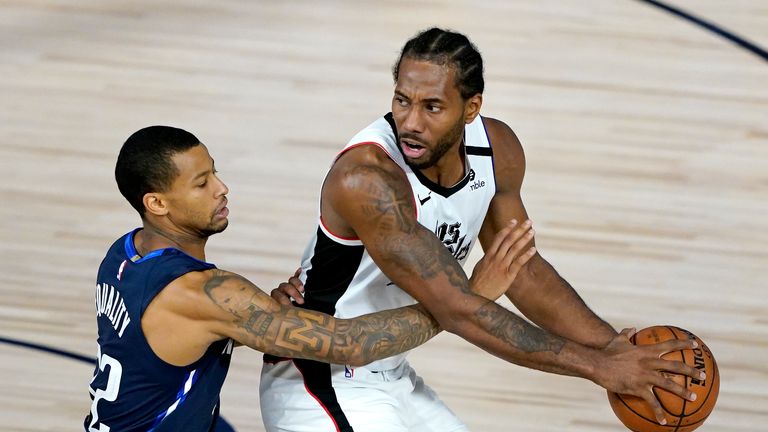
[670,326,719,419]
[615,393,678,429]
[667,325,687,432]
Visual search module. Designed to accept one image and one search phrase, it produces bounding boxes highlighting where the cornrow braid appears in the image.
[393,27,484,99]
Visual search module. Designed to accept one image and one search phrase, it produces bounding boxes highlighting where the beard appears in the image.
[199,219,229,238]
[404,119,465,170]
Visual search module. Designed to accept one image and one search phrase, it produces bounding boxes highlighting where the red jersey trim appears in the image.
[292,360,343,432]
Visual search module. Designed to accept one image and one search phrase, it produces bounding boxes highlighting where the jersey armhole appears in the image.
[335,141,394,161]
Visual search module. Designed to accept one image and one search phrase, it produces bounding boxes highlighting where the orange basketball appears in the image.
[607,326,719,431]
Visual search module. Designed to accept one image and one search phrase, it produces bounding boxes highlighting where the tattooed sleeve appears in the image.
[203,269,440,365]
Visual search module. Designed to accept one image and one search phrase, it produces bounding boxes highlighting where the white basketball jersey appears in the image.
[299,113,496,371]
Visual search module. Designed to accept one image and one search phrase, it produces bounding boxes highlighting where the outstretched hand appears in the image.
[469,219,536,301]
[271,268,305,305]
[596,328,706,425]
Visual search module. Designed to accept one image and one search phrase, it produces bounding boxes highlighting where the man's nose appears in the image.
[401,107,424,133]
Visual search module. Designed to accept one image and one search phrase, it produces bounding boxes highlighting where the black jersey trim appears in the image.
[479,116,498,193]
[384,112,473,198]
[262,225,364,428]
[411,164,470,198]
[264,227,364,364]
[303,228,365,315]
[466,146,493,156]
[292,360,353,432]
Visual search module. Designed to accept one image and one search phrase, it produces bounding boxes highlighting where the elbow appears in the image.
[328,347,365,367]
[508,254,545,299]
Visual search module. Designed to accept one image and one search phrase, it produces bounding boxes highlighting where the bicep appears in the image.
[479,189,532,251]
[328,163,474,315]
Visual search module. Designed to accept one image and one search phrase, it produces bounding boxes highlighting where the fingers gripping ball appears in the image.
[607,326,719,431]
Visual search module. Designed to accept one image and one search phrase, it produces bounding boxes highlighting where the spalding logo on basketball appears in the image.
[607,326,719,431]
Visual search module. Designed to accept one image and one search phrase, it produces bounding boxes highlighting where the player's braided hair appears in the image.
[115,126,200,216]
[393,27,484,99]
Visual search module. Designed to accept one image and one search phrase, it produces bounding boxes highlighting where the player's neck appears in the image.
[419,141,466,187]
[135,223,208,261]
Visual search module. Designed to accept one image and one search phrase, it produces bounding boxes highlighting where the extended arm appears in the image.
[207,219,535,364]
[198,269,438,366]
[317,145,703,425]
[478,118,617,348]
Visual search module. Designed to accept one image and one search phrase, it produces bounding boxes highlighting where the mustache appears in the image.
[399,133,427,147]
[214,197,228,213]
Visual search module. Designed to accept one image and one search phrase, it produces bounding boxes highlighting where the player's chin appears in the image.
[203,219,229,236]
[215,219,229,233]
[406,154,435,169]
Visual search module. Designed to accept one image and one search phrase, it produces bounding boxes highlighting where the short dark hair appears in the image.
[393,27,484,99]
[115,126,200,215]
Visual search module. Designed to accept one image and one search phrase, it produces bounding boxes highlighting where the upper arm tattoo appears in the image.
[346,165,469,293]
[351,165,418,234]
[203,269,276,338]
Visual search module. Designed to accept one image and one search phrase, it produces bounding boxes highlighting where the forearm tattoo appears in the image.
[331,304,440,363]
[474,301,565,354]
[203,270,440,363]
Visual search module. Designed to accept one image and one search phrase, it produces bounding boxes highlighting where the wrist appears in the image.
[564,341,604,384]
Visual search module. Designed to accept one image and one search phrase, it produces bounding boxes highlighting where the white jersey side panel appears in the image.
[300,113,496,371]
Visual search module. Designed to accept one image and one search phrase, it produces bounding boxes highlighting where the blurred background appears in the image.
[1,1,766,431]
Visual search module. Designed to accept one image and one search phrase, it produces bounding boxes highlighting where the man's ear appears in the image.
[143,192,169,217]
[464,93,483,124]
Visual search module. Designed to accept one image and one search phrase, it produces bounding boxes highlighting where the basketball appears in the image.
[607,326,719,431]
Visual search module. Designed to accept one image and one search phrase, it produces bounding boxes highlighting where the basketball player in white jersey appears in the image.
[261,28,704,431]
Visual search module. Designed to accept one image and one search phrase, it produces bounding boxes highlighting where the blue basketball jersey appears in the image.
[85,228,233,432]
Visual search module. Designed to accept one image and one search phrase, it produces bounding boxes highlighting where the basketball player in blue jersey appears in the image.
[262,27,706,431]
[86,125,537,432]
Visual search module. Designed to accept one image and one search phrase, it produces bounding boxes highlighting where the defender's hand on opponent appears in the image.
[595,328,705,425]
[469,219,535,301]
[271,268,305,305]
